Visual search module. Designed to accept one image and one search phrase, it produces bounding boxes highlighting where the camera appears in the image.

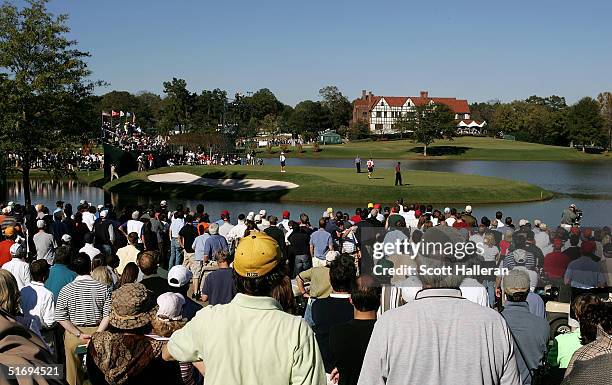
[572,208,583,225]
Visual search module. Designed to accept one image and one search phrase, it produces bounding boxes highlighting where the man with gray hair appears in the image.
[203,223,229,264]
[358,226,520,385]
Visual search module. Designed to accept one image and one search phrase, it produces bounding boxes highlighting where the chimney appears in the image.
[369,91,373,98]
[362,90,367,99]
[420,91,428,98]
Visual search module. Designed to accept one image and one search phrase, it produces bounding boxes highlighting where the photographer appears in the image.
[561,204,581,230]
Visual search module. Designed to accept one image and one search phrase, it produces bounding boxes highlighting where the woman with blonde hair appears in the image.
[91,266,113,287]
[0,269,20,315]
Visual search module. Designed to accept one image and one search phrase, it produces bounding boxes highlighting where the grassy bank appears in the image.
[257,137,610,161]
[104,165,553,205]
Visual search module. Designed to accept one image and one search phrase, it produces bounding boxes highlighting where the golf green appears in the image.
[105,165,553,205]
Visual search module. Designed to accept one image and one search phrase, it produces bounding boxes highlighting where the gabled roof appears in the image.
[409,97,470,114]
[380,96,409,107]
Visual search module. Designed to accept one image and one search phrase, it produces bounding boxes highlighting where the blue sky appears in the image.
[45,0,612,106]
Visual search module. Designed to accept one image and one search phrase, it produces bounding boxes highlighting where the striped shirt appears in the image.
[54,275,112,326]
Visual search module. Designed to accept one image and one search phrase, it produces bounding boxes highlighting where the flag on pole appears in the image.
[120,111,125,117]
[101,111,111,117]
[111,110,120,117]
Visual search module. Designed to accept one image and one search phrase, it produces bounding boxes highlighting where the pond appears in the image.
[7,161,612,228]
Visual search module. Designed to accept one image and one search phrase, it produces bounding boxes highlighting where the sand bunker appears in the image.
[147,172,299,191]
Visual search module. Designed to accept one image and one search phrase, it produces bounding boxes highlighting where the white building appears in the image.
[352,90,484,134]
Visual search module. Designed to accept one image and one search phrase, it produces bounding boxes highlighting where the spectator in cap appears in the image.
[461,205,477,228]
[79,232,101,261]
[20,259,55,351]
[297,247,337,327]
[564,240,606,300]
[169,211,185,269]
[359,226,520,385]
[86,283,182,385]
[163,232,326,385]
[93,210,114,256]
[120,211,144,245]
[257,209,270,231]
[218,210,234,239]
[137,251,169,299]
[33,219,57,263]
[0,226,16,267]
[2,243,30,290]
[501,269,550,385]
[167,265,201,320]
[278,210,291,232]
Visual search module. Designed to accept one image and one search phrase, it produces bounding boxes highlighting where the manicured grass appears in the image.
[257,137,611,161]
[104,165,553,205]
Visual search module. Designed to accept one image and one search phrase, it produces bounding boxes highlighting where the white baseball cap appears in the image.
[246,212,255,221]
[518,219,529,227]
[465,205,472,213]
[100,210,108,218]
[9,243,23,256]
[533,219,541,227]
[259,209,266,217]
[36,220,46,229]
[61,234,72,243]
[157,292,185,321]
[444,207,451,214]
[167,266,192,288]
[160,200,168,206]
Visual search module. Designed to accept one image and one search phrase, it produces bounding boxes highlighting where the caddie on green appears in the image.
[162,232,326,385]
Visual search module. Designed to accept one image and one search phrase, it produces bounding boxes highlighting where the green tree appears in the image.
[191,88,227,132]
[597,92,612,149]
[568,97,606,150]
[0,0,100,205]
[396,103,455,156]
[135,91,163,130]
[160,78,195,134]
[288,100,331,140]
[319,85,352,130]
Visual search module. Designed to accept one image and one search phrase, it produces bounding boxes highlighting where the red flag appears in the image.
[101,111,111,117]
[111,110,120,117]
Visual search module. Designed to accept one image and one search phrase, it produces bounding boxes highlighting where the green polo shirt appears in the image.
[167,293,326,385]
[547,328,582,368]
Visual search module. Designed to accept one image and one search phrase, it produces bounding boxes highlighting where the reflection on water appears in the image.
[8,178,105,206]
[287,159,612,197]
[6,178,611,227]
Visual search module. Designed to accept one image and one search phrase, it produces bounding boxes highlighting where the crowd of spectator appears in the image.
[0,198,610,385]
